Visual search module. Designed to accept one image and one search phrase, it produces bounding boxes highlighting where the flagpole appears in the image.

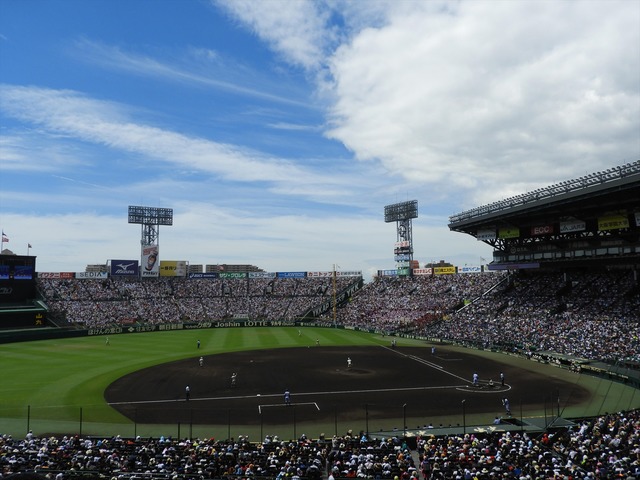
[27,244,31,256]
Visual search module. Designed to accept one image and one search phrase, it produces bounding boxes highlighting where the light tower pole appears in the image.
[384,200,418,276]
[332,264,337,326]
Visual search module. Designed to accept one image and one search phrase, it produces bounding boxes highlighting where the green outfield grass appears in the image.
[0,327,427,438]
[1,327,638,440]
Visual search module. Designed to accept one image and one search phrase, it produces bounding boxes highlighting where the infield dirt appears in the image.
[105,345,590,431]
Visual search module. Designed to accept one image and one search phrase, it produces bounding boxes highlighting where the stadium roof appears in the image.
[448,160,640,269]
[449,160,639,229]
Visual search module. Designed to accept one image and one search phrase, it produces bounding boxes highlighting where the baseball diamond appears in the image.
[104,345,592,432]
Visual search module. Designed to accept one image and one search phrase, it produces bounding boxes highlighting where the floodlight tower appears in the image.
[128,206,173,277]
[384,200,418,276]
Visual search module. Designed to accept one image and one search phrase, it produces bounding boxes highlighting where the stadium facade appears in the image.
[449,160,640,270]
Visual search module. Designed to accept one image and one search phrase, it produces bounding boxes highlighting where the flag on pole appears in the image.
[1,231,8,243]
[28,243,32,248]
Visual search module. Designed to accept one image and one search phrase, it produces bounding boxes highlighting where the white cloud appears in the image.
[0,207,450,281]
[72,38,311,108]
[1,0,636,280]
[0,85,353,193]
[0,132,88,173]
[323,1,640,207]
[214,0,331,70]
[211,0,638,210]
[267,122,321,132]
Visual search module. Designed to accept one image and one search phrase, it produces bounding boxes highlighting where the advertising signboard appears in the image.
[434,266,456,275]
[598,214,629,231]
[477,229,496,241]
[249,272,277,279]
[76,272,108,279]
[337,271,362,277]
[141,245,159,277]
[498,227,520,239]
[276,272,306,278]
[530,225,554,236]
[159,260,187,277]
[189,273,217,279]
[110,260,139,277]
[378,269,398,276]
[559,217,586,233]
[219,272,247,279]
[458,266,482,273]
[38,272,75,279]
[412,268,433,276]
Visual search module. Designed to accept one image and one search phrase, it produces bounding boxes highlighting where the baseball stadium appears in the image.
[1,161,639,479]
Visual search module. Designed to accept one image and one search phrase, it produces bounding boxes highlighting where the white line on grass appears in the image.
[107,384,468,406]
[382,346,472,384]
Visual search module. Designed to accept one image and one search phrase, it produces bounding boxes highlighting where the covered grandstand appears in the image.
[448,160,640,269]
[1,162,639,479]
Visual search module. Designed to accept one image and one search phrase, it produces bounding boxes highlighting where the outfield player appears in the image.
[284,389,291,405]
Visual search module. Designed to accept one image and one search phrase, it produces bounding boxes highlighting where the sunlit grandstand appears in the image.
[1,161,639,479]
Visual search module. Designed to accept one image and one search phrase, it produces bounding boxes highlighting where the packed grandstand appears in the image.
[3,259,639,479]
[1,410,639,479]
[1,162,639,479]
[32,269,640,365]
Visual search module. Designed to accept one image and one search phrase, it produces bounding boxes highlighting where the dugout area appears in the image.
[104,345,596,434]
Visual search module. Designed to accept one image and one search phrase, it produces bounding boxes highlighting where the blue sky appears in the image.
[1,0,638,279]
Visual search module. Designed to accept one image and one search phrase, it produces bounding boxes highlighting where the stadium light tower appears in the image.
[128,206,173,277]
[384,200,418,276]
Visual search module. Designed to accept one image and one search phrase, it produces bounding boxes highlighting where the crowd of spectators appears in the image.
[317,273,505,333]
[419,271,640,363]
[17,269,640,479]
[416,409,640,479]
[2,410,638,479]
[36,268,640,364]
[311,269,639,364]
[37,277,358,328]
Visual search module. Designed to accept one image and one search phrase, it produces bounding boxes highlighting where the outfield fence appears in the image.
[1,402,413,440]
[2,391,615,443]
